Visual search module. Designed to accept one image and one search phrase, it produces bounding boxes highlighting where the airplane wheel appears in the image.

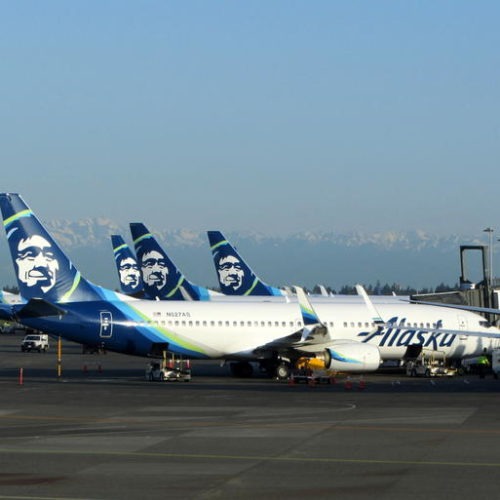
[276,363,290,380]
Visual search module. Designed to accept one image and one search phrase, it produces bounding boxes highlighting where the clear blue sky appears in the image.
[1,1,499,236]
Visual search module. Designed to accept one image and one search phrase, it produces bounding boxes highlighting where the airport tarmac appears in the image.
[1,333,500,500]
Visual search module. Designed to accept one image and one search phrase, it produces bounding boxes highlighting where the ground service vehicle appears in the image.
[492,349,500,378]
[465,349,500,378]
[406,355,456,377]
[145,359,191,382]
[21,333,49,352]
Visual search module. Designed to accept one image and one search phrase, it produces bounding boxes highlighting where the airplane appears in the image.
[129,223,218,301]
[1,193,385,378]
[203,232,500,365]
[3,193,500,379]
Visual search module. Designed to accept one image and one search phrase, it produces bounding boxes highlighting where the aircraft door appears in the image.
[100,311,113,338]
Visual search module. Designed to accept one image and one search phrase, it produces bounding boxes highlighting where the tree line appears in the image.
[312,282,459,296]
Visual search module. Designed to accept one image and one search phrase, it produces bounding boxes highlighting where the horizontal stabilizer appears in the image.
[16,298,67,319]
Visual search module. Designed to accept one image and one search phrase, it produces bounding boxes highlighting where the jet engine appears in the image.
[314,341,381,372]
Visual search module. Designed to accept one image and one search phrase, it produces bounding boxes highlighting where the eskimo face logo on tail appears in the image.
[216,255,244,292]
[118,257,141,290]
[141,250,169,293]
[16,235,59,294]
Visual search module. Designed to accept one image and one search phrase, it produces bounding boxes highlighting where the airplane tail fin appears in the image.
[207,231,284,296]
[0,193,104,303]
[130,223,204,300]
[111,235,144,296]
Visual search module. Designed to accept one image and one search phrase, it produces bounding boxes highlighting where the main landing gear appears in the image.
[229,359,293,380]
[275,362,291,380]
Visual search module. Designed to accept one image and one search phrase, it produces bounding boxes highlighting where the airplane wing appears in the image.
[252,286,328,355]
[408,299,500,316]
[421,326,500,339]
[252,330,307,355]
[252,286,381,374]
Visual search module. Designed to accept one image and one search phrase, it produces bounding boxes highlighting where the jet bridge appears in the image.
[412,245,500,325]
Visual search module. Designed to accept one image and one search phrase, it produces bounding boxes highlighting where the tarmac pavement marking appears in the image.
[0,495,92,500]
[2,413,500,436]
[1,447,500,468]
[0,496,97,500]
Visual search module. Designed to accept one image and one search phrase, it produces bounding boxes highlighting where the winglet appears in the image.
[295,286,320,326]
[355,284,384,325]
[295,286,328,342]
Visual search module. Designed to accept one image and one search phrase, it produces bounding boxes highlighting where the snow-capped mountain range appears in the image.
[0,218,489,291]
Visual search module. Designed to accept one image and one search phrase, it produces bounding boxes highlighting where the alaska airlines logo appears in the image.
[116,255,142,291]
[216,254,244,293]
[16,234,59,294]
[358,317,457,350]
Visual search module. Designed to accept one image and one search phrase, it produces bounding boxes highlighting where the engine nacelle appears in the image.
[322,342,381,372]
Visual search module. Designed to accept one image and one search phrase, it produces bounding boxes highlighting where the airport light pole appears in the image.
[483,227,494,285]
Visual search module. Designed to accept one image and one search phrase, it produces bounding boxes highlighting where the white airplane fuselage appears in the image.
[34,295,498,362]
